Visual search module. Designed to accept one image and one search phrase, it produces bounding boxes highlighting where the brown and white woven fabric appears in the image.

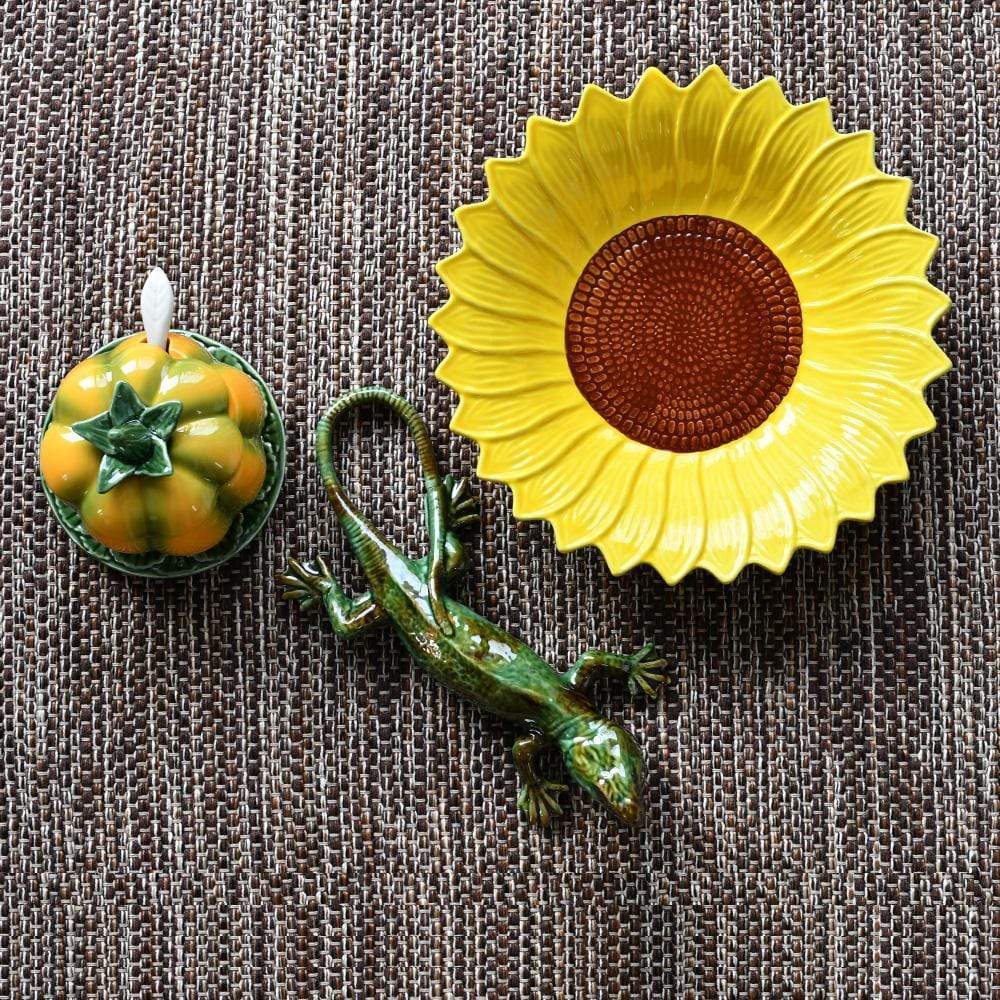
[2,2,997,997]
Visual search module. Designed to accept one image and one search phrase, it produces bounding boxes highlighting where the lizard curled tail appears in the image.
[315,387,453,633]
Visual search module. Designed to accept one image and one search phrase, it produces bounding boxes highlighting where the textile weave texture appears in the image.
[2,2,997,997]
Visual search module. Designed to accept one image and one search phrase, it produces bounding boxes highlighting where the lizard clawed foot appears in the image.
[626,643,669,699]
[517,778,568,827]
[443,473,479,533]
[278,556,335,610]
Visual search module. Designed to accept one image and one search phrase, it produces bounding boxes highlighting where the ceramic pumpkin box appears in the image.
[40,269,285,577]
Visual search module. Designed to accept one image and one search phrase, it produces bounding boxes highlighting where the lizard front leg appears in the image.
[513,732,567,826]
[279,557,383,637]
[563,643,668,699]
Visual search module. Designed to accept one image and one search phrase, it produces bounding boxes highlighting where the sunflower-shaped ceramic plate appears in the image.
[432,66,950,583]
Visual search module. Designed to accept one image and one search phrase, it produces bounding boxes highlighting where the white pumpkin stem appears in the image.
[141,267,174,350]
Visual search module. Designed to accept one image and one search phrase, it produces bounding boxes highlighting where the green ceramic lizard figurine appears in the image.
[279,387,666,825]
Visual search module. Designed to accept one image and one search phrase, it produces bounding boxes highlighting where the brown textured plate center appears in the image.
[565,215,802,452]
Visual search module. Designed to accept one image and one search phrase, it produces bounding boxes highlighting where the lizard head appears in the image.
[560,716,644,825]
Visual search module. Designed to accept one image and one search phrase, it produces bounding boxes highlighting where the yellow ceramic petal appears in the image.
[626,67,683,210]
[649,453,706,584]
[803,277,950,330]
[477,403,603,480]
[791,226,938,302]
[672,66,739,213]
[451,383,590,442]
[777,384,880,521]
[572,84,641,228]
[524,116,615,250]
[431,298,565,355]
[433,69,950,584]
[437,347,572,397]
[455,199,579,295]
[773,175,911,266]
[802,327,951,388]
[801,388,909,521]
[437,247,567,325]
[695,448,751,582]
[547,439,648,550]
[594,450,673,574]
[706,78,791,216]
[797,362,939,446]
[719,429,797,573]
[510,427,621,521]
[484,158,593,272]
[728,99,837,235]
[754,132,878,247]
[757,405,840,552]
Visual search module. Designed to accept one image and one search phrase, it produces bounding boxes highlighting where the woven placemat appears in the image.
[2,2,996,996]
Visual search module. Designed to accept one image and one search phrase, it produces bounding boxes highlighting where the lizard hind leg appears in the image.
[278,556,384,637]
[443,473,479,534]
[443,472,480,582]
[513,733,567,827]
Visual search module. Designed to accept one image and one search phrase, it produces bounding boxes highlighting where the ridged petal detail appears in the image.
[477,405,602,480]
[436,348,571,397]
[696,448,752,582]
[649,453,706,584]
[719,428,797,573]
[572,84,642,228]
[626,67,684,212]
[484,157,594,273]
[525,116,616,250]
[450,384,589,442]
[791,225,939,302]
[430,298,564,355]
[455,199,579,292]
[672,65,739,213]
[546,440,648,550]
[436,248,566,322]
[594,450,673,574]
[803,277,951,327]
[774,175,912,265]
[705,77,791,217]
[511,427,622,521]
[727,98,837,234]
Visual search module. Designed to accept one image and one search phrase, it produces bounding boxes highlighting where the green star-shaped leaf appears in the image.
[108,379,144,425]
[71,409,115,455]
[72,381,183,494]
[141,401,184,437]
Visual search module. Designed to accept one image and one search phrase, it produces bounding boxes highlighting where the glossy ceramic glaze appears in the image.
[280,387,665,825]
[565,214,803,452]
[432,66,951,583]
[41,331,285,577]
